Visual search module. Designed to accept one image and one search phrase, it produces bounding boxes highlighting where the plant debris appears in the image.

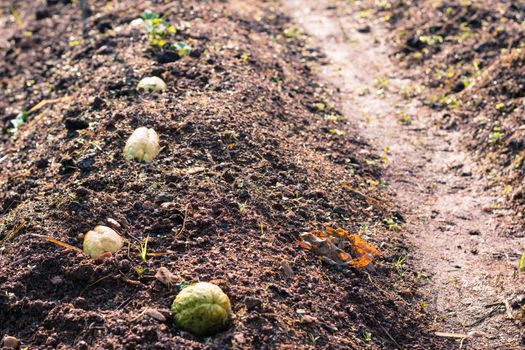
[299,227,380,267]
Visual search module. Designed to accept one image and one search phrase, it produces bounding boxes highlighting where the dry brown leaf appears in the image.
[297,240,312,250]
[298,227,380,267]
[347,234,380,258]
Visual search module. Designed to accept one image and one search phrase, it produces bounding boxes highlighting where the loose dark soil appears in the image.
[0,1,441,349]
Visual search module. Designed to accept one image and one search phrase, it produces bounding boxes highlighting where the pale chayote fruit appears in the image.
[123,127,160,162]
[83,225,124,259]
[137,76,167,93]
[171,282,232,336]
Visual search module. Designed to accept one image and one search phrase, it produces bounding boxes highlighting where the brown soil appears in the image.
[367,0,525,225]
[0,1,440,349]
[3,0,524,349]
[285,0,525,349]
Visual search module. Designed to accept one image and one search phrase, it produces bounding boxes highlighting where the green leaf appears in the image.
[7,111,28,134]
[174,41,191,56]
[518,253,525,273]
[142,10,159,20]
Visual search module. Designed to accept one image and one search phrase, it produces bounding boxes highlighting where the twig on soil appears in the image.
[435,332,469,339]
[3,221,26,242]
[337,18,351,43]
[119,272,143,287]
[176,204,190,237]
[80,275,113,296]
[340,183,386,211]
[116,297,133,311]
[129,308,147,322]
[469,303,506,327]
[371,316,401,349]
[31,233,83,254]
[6,0,27,33]
[435,331,487,348]
[28,98,62,114]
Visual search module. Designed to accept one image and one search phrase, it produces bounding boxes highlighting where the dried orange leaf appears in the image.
[302,227,380,267]
[298,240,312,250]
[338,251,351,261]
[348,234,380,257]
[350,254,375,267]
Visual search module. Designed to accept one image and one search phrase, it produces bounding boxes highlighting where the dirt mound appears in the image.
[0,0,437,348]
[362,0,525,225]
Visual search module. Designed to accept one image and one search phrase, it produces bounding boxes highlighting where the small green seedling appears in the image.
[419,34,444,46]
[141,10,177,48]
[385,217,401,231]
[518,253,525,273]
[7,111,28,134]
[138,235,149,263]
[135,266,148,277]
[139,10,192,56]
[395,254,408,272]
[489,127,505,144]
[173,41,191,57]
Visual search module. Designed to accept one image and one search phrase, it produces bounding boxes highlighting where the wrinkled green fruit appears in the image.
[171,282,231,336]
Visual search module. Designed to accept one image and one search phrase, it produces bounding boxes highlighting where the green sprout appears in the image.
[283,27,301,39]
[395,254,408,273]
[309,334,320,345]
[141,10,177,48]
[385,217,401,231]
[7,111,28,134]
[419,34,444,46]
[489,127,505,144]
[138,235,149,263]
[328,129,346,138]
[238,202,247,214]
[173,41,191,57]
[518,253,525,273]
[135,266,147,277]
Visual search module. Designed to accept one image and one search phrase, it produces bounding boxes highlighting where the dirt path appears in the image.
[284,1,525,348]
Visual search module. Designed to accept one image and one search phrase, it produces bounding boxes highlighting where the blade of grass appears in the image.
[518,253,525,273]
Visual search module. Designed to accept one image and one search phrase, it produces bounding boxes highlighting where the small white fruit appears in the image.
[137,76,167,93]
[123,127,160,162]
[83,225,124,259]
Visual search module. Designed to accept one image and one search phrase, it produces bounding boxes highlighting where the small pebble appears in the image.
[233,333,245,344]
[145,308,166,322]
[280,260,294,278]
[76,340,88,350]
[2,336,20,349]
[50,276,63,285]
[106,218,121,229]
